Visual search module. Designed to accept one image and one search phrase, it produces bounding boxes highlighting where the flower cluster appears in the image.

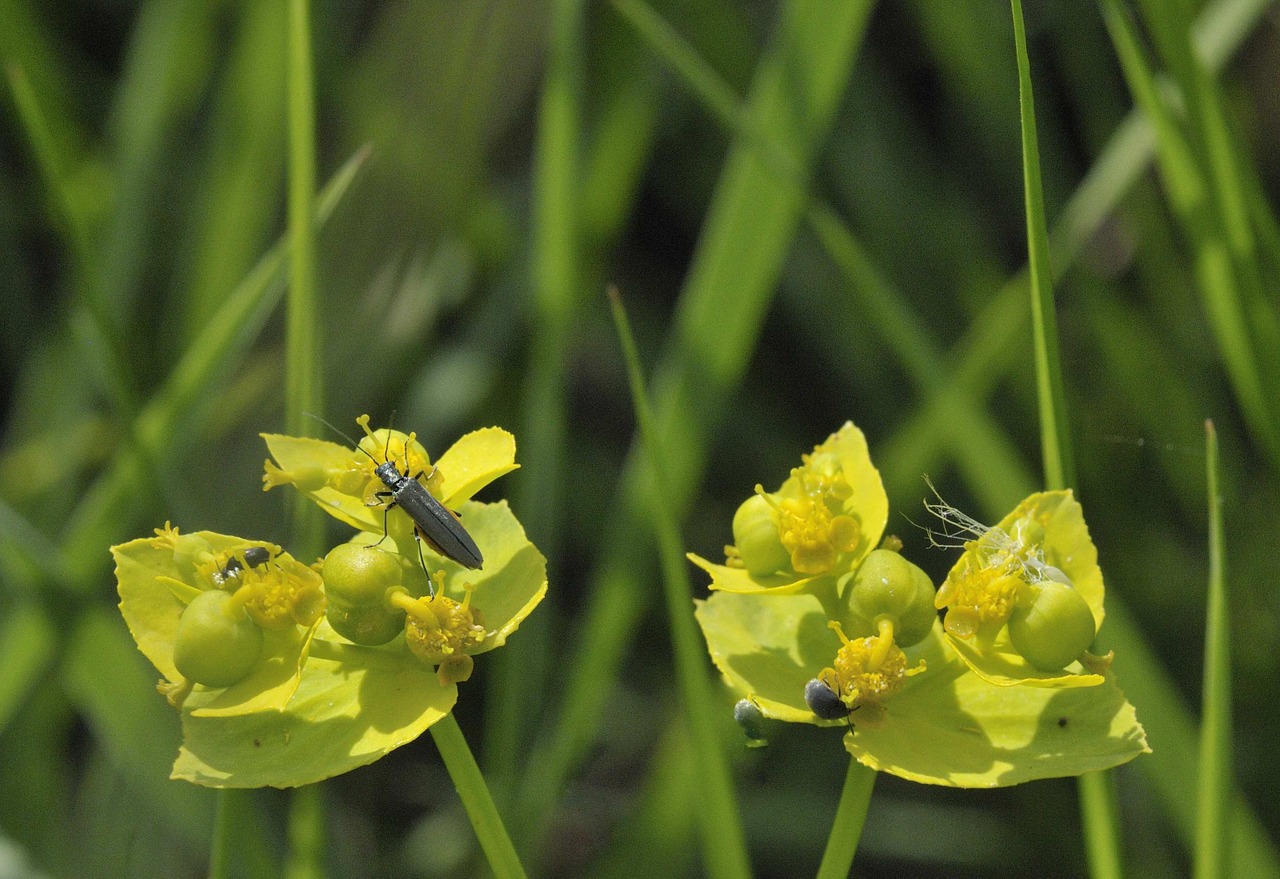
[694,423,1146,787]
[112,417,546,788]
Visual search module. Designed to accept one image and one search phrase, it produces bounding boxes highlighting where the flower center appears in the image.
[760,462,860,575]
[820,620,924,711]
[402,581,487,665]
[932,506,1069,640]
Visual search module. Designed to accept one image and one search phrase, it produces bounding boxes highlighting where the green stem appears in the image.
[209,788,236,879]
[431,713,529,879]
[284,785,327,879]
[1079,772,1123,879]
[1195,419,1232,879]
[815,758,876,879]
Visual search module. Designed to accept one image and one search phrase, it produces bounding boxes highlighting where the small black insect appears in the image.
[733,698,769,747]
[215,545,274,586]
[804,676,851,722]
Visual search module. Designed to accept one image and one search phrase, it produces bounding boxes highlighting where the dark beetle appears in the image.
[307,413,485,577]
[804,676,850,721]
[369,457,484,571]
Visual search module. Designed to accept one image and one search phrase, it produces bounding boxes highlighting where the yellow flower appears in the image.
[689,422,887,596]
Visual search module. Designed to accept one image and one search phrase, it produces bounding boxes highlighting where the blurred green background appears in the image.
[1,0,1278,876]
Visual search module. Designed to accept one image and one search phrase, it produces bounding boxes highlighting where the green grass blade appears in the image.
[607,0,747,143]
[815,760,876,879]
[57,146,369,583]
[182,0,288,339]
[516,0,874,850]
[612,0,1036,510]
[1195,420,1231,879]
[588,720,698,878]
[4,62,90,267]
[1104,602,1277,879]
[1101,0,1280,466]
[60,608,214,846]
[282,3,326,870]
[285,0,323,554]
[487,0,584,792]
[210,790,278,879]
[0,604,56,738]
[100,0,219,320]
[1011,5,1116,874]
[1010,0,1074,493]
[609,288,750,879]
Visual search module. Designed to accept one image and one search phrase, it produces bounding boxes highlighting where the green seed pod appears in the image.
[732,494,790,576]
[322,543,407,645]
[326,596,406,646]
[1007,580,1096,671]
[322,543,403,606]
[173,590,264,688]
[847,549,937,648]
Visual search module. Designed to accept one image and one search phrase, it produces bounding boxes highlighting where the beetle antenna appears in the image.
[303,412,379,464]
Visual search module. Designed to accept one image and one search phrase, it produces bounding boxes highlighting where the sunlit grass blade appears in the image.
[608,0,1031,511]
[1195,420,1231,879]
[1010,0,1073,493]
[487,0,584,793]
[0,604,56,737]
[58,145,370,582]
[1011,4,1120,876]
[60,608,213,846]
[183,1,287,339]
[610,288,750,879]
[815,760,876,879]
[283,2,325,870]
[1101,0,1280,467]
[515,0,874,850]
[285,0,323,554]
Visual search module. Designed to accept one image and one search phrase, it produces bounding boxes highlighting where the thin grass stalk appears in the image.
[815,760,876,879]
[1010,0,1074,493]
[53,147,368,585]
[5,62,166,517]
[609,288,751,879]
[514,0,873,850]
[285,0,323,539]
[431,714,529,879]
[285,0,326,871]
[1195,420,1232,879]
[1011,3,1120,877]
[1101,0,1279,468]
[487,0,583,795]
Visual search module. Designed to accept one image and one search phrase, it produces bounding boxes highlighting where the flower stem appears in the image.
[815,757,876,879]
[431,713,528,878]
